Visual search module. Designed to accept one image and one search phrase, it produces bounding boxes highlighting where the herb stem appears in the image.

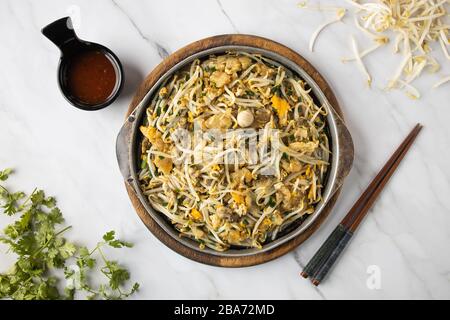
[18,187,37,210]
[54,225,73,237]
[31,226,73,258]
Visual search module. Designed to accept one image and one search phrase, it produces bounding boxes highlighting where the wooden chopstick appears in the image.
[341,123,423,231]
[301,124,423,279]
[346,124,422,232]
[301,124,423,285]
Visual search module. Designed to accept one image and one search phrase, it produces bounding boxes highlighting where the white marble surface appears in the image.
[1,0,449,300]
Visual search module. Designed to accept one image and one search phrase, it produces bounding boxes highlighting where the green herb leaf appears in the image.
[103,230,133,248]
[204,66,216,73]
[0,168,140,300]
[270,85,281,96]
[0,168,12,181]
[268,196,276,207]
[102,230,116,242]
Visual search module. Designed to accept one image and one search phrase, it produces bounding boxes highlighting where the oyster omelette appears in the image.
[138,52,330,251]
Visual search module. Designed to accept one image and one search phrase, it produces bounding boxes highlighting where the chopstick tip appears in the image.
[300,271,309,278]
[312,279,320,286]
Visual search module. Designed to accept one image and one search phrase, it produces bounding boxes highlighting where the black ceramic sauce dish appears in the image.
[42,17,124,111]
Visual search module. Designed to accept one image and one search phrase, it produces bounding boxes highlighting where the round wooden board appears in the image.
[125,34,344,267]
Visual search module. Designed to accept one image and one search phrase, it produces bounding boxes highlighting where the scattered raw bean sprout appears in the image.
[432,74,450,87]
[299,0,450,98]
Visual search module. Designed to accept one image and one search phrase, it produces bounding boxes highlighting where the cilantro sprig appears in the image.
[0,169,139,300]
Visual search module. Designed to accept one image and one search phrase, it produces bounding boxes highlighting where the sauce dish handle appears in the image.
[42,17,79,52]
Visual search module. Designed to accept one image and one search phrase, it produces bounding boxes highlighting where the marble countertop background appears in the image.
[0,0,449,299]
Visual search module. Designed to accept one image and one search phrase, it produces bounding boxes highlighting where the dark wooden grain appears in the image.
[123,34,349,267]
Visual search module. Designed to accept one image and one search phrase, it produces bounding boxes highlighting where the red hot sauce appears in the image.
[66,50,117,106]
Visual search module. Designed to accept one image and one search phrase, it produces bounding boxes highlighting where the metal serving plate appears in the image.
[116,45,353,258]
